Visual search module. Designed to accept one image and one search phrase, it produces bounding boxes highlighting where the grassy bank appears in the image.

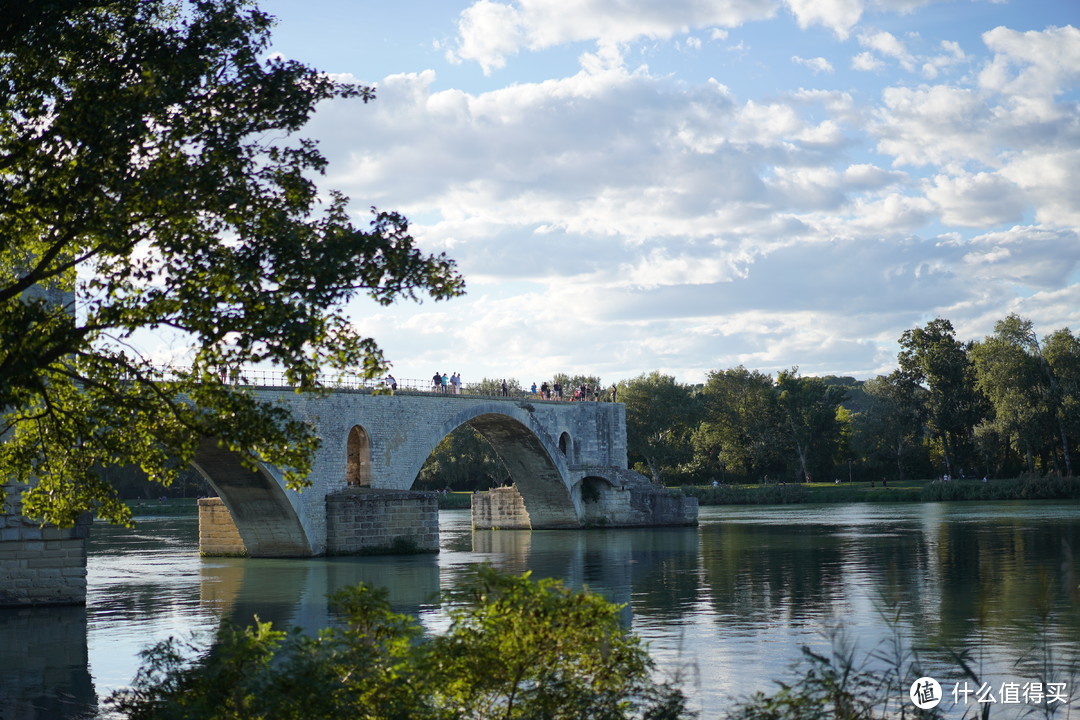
[437,492,473,510]
[125,497,201,516]
[680,476,1080,506]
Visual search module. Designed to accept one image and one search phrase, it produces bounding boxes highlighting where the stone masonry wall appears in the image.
[472,486,532,530]
[198,497,247,556]
[0,484,90,606]
[325,488,438,555]
[246,389,628,549]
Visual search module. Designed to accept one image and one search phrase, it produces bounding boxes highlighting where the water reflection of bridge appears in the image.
[0,519,703,718]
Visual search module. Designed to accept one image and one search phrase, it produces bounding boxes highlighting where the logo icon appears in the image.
[910,677,942,709]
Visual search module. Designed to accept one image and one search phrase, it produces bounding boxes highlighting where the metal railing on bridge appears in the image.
[151,366,614,403]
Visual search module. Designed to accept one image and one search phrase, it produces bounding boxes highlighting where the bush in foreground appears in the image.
[108,566,692,720]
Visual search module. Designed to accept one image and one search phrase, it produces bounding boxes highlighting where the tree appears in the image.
[775,368,847,482]
[693,366,785,482]
[970,317,1048,474]
[0,0,464,526]
[620,372,697,484]
[969,315,1076,477]
[897,319,983,477]
[108,567,692,719]
[471,377,522,396]
[853,371,926,481]
[1044,327,1080,475]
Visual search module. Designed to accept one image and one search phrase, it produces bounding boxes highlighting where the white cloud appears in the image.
[979,25,1080,102]
[852,51,885,71]
[1001,148,1080,227]
[953,225,1080,290]
[792,55,835,73]
[448,0,778,73]
[784,0,864,39]
[925,172,1027,227]
[858,29,916,71]
[873,84,994,167]
[447,0,526,74]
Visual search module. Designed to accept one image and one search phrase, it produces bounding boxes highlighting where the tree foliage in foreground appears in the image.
[108,566,692,720]
[0,0,463,525]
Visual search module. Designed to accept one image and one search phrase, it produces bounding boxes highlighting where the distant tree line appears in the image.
[417,314,1079,489]
[620,314,1078,485]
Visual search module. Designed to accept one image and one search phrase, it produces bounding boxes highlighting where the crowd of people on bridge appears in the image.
[429,371,463,394]
[389,371,619,403]
[529,381,616,403]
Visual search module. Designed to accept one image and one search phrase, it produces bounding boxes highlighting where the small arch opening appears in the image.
[580,476,609,504]
[558,431,572,459]
[346,425,372,487]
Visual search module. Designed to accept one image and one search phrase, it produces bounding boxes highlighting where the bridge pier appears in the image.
[325,489,439,555]
[472,470,698,530]
[198,489,439,557]
[0,483,91,606]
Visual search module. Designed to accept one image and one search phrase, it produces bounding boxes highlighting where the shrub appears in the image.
[108,566,692,720]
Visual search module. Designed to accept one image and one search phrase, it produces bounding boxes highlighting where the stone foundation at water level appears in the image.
[199,490,440,556]
[326,489,439,555]
[198,497,247,556]
[472,480,699,530]
[0,486,90,606]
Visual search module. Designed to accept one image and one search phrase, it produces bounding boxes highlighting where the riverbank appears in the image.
[122,478,1079,519]
[678,475,1080,505]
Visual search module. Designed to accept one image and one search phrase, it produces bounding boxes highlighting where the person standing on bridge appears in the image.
[451,372,461,394]
[501,379,508,397]
[442,372,449,393]
[432,371,442,392]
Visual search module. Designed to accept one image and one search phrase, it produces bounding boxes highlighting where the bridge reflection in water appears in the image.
[4,504,1079,719]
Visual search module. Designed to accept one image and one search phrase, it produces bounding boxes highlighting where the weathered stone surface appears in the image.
[325,488,439,555]
[0,485,91,607]
[198,497,247,556]
[472,486,532,529]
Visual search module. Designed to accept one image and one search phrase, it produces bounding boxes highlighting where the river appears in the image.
[2,502,1078,719]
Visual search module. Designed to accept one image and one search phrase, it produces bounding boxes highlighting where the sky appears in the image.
[226,0,1079,387]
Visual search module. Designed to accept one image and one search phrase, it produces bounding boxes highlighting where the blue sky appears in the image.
[155,0,1080,387]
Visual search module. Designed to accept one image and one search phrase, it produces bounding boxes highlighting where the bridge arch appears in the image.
[345,424,372,487]
[190,438,313,557]
[403,403,580,527]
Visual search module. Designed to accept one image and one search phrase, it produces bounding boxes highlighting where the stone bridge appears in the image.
[194,388,697,557]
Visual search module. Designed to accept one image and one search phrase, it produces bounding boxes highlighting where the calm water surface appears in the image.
[2,501,1079,718]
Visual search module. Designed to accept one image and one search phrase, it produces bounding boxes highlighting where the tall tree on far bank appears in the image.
[971,316,1050,474]
[0,0,464,526]
[620,372,697,484]
[775,368,847,482]
[898,318,983,477]
[1043,326,1079,476]
[854,371,927,481]
[693,366,785,482]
